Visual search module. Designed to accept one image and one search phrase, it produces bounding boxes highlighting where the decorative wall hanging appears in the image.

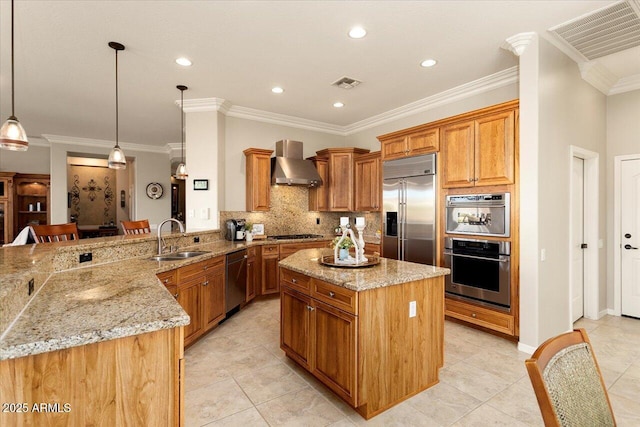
[146,182,163,199]
[194,179,208,190]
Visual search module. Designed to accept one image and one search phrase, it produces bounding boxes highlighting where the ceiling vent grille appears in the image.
[549,1,640,60]
[332,76,362,89]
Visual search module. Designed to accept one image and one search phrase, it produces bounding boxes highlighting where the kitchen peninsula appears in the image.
[279,248,449,419]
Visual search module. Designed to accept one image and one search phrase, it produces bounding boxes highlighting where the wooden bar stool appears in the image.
[121,219,151,235]
[31,223,79,243]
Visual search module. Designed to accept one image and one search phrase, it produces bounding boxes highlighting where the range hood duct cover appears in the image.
[271,140,323,187]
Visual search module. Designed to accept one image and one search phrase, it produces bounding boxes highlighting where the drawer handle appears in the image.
[203,280,209,286]
[329,291,335,297]
[173,293,179,299]
[163,278,169,283]
[203,266,208,271]
[471,313,477,318]
[306,305,315,311]
[292,278,297,283]
[269,247,274,251]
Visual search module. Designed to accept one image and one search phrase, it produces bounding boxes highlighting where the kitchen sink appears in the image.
[149,250,211,261]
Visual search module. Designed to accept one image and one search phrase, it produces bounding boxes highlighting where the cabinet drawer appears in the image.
[178,255,224,283]
[445,298,514,336]
[281,268,310,293]
[311,279,357,315]
[246,246,257,258]
[157,270,177,287]
[262,244,279,255]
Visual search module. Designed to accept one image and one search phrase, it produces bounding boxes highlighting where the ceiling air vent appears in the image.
[549,1,640,60]
[332,76,362,89]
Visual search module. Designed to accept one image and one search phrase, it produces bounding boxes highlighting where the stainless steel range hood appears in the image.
[271,140,323,187]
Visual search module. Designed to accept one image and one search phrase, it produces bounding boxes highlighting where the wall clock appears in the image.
[146,182,163,199]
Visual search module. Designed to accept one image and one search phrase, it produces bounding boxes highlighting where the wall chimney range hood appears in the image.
[271,140,323,187]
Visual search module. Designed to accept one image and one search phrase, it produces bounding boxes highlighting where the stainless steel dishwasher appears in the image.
[225,249,247,314]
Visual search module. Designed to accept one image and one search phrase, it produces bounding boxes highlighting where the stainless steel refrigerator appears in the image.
[382,153,436,265]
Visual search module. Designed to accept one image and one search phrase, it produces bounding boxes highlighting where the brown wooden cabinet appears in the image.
[0,172,15,245]
[354,151,381,211]
[246,246,257,302]
[379,126,439,161]
[280,286,312,370]
[308,157,329,211]
[441,109,515,188]
[13,173,50,237]
[244,148,274,211]
[201,258,225,331]
[314,148,370,212]
[261,244,280,295]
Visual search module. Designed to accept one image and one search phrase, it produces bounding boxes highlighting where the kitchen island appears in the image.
[278,248,450,419]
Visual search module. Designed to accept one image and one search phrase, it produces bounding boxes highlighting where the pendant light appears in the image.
[0,0,28,151]
[107,41,126,169]
[175,85,188,180]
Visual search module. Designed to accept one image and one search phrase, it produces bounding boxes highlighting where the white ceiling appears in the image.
[1,0,638,149]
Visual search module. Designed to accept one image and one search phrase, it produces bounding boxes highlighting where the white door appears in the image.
[571,157,585,321]
[621,159,640,318]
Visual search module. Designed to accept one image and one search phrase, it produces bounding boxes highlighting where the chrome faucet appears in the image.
[157,218,185,255]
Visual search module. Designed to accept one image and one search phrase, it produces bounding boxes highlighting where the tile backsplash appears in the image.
[220,185,381,237]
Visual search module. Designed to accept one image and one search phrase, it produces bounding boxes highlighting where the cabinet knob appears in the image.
[329,291,335,297]
[173,293,179,299]
[306,305,315,311]
[163,278,169,283]
[471,313,477,318]
[203,280,209,286]
[292,278,297,283]
[203,266,208,271]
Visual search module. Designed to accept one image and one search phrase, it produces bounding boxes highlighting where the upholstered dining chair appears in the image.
[121,219,151,235]
[31,223,79,243]
[525,328,616,427]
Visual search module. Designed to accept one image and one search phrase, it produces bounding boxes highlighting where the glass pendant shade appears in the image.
[108,145,127,169]
[0,116,28,151]
[175,162,188,180]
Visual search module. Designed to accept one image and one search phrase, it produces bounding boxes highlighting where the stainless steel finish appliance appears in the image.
[225,219,246,241]
[226,249,247,313]
[445,193,510,237]
[443,237,510,309]
[382,153,436,265]
[271,140,323,187]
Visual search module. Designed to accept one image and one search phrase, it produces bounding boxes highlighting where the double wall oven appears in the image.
[444,193,511,309]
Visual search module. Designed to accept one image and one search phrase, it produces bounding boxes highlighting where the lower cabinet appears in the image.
[179,279,203,346]
[202,260,225,331]
[261,244,280,295]
[246,246,257,302]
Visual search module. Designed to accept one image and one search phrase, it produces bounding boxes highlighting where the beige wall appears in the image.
[535,37,607,343]
[605,90,640,308]
[0,140,50,174]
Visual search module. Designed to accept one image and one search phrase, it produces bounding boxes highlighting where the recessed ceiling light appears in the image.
[348,26,367,39]
[271,87,284,94]
[333,102,344,108]
[175,57,192,67]
[420,58,438,67]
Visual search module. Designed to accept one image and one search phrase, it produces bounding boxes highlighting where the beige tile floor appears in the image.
[185,296,640,426]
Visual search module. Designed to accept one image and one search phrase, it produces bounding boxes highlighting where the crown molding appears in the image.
[42,134,171,154]
[343,66,519,135]
[180,97,231,113]
[225,105,345,135]
[579,61,619,95]
[501,32,536,57]
[609,73,640,95]
[22,136,50,148]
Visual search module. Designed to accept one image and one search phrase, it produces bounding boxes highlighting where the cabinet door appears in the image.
[244,149,273,211]
[312,300,357,406]
[202,265,225,331]
[262,251,280,295]
[246,256,256,302]
[441,121,475,188]
[355,155,380,212]
[177,279,202,346]
[328,152,354,211]
[280,287,313,370]
[407,127,439,156]
[309,159,329,211]
[474,110,515,186]
[380,136,408,161]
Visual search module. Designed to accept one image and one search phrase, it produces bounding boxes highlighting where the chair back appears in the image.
[31,223,79,243]
[525,328,616,427]
[121,219,151,235]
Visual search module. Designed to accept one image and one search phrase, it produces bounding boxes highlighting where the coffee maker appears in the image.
[225,219,246,241]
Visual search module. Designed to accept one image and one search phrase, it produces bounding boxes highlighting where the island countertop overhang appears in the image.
[278,248,450,292]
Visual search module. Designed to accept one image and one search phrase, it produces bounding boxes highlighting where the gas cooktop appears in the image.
[267,234,324,240]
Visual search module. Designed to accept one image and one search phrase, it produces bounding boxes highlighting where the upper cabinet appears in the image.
[441,109,515,188]
[13,174,50,237]
[354,152,381,212]
[244,148,273,211]
[0,172,15,245]
[379,127,439,161]
[315,148,370,212]
[308,157,329,212]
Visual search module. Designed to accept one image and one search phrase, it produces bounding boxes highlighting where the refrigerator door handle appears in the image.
[397,182,403,260]
[401,179,407,260]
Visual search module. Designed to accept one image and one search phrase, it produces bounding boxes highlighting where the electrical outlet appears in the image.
[409,301,417,318]
[28,278,34,296]
[540,248,546,262]
[193,236,200,243]
[79,252,93,263]
[316,217,320,225]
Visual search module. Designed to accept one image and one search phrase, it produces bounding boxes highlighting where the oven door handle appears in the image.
[448,252,509,263]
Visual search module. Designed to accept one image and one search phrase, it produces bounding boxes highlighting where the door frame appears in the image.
[613,153,640,316]
[569,146,599,320]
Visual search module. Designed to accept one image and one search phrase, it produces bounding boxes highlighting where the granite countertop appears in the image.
[0,233,341,361]
[279,248,450,291]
